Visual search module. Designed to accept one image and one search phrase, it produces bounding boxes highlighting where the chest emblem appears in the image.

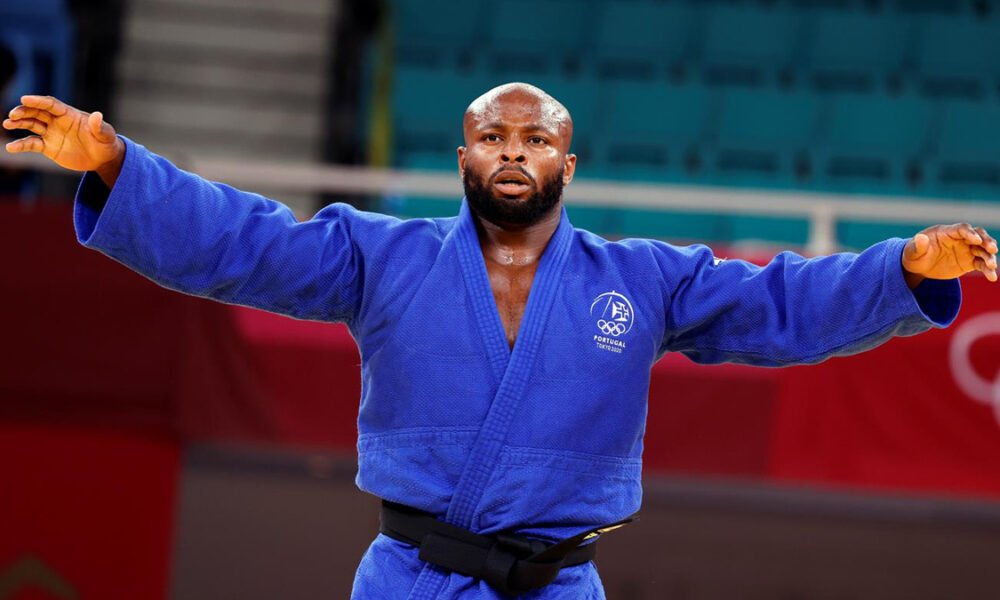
[590,291,635,354]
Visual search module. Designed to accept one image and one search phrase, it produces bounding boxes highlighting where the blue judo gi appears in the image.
[74,138,961,599]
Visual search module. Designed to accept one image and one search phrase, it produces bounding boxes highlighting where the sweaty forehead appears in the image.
[464,84,572,136]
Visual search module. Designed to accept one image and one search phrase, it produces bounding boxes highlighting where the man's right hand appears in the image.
[3,95,125,188]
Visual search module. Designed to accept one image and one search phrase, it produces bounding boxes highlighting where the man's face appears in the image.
[458,89,576,228]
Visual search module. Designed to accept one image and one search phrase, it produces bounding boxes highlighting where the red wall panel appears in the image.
[0,422,179,600]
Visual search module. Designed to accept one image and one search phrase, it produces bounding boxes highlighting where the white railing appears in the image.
[6,151,1000,254]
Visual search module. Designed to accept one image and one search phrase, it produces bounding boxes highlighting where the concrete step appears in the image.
[128,0,333,36]
[123,18,327,60]
[117,59,325,105]
[115,0,336,184]
[114,121,319,162]
[117,93,323,139]
[130,0,335,19]
[122,42,326,72]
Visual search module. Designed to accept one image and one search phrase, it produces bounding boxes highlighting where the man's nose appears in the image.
[500,139,526,163]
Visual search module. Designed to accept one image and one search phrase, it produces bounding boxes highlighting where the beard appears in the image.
[463,164,565,228]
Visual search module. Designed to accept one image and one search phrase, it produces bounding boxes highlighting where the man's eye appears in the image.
[529,137,547,145]
[485,134,501,142]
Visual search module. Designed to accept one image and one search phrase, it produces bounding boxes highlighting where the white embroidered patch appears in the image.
[590,291,635,353]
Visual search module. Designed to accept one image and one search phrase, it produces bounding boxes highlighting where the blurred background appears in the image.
[2,0,1000,598]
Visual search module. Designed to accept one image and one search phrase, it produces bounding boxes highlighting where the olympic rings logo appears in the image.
[949,312,1000,426]
[597,320,627,336]
[590,291,635,338]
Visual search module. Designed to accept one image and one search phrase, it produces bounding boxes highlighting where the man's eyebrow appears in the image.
[477,121,557,135]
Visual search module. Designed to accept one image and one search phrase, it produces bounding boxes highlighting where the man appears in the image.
[4,85,997,599]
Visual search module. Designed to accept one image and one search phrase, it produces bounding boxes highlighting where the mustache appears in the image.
[489,165,536,185]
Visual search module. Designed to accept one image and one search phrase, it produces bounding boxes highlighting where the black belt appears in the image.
[379,500,637,595]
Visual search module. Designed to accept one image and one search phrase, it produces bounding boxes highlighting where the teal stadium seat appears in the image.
[814,92,932,192]
[593,0,696,80]
[593,81,713,182]
[481,0,589,76]
[706,88,819,244]
[707,87,820,186]
[787,0,868,7]
[915,16,1000,99]
[699,5,802,87]
[391,0,482,68]
[892,0,965,14]
[804,11,910,93]
[930,100,1000,195]
[391,65,491,170]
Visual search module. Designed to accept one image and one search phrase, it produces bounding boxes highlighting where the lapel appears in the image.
[454,199,511,384]
[448,198,575,529]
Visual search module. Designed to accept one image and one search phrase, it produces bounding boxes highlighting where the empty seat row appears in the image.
[390,0,1000,98]
[587,84,933,191]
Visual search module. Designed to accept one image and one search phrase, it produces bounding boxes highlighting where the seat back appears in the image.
[806,11,910,92]
[594,0,695,79]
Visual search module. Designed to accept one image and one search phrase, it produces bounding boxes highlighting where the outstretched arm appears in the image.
[658,230,978,366]
[4,96,371,324]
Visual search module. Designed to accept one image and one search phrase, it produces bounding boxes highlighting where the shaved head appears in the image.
[463,83,574,152]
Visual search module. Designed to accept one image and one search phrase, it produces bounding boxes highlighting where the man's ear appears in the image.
[562,153,577,186]
[457,146,466,178]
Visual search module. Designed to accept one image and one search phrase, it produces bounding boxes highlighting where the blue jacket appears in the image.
[74,138,961,599]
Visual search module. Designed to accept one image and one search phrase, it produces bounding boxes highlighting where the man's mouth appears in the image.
[492,170,532,195]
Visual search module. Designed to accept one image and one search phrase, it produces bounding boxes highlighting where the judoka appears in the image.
[4,85,997,599]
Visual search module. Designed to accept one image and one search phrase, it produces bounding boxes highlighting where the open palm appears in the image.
[3,95,122,173]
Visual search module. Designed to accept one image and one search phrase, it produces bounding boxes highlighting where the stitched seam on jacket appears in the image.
[501,445,642,466]
[357,427,480,451]
[499,447,643,479]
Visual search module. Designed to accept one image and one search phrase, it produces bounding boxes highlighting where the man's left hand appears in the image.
[902,223,998,286]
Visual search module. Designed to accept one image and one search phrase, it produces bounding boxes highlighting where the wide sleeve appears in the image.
[657,238,962,366]
[73,136,370,323]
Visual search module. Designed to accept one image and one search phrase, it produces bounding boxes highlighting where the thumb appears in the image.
[88,111,115,143]
[907,233,931,260]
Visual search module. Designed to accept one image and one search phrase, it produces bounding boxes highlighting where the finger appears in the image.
[956,223,984,245]
[88,111,116,143]
[4,136,45,154]
[974,226,998,255]
[8,106,52,124]
[974,257,998,282]
[970,246,997,269]
[2,118,47,136]
[20,95,68,117]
